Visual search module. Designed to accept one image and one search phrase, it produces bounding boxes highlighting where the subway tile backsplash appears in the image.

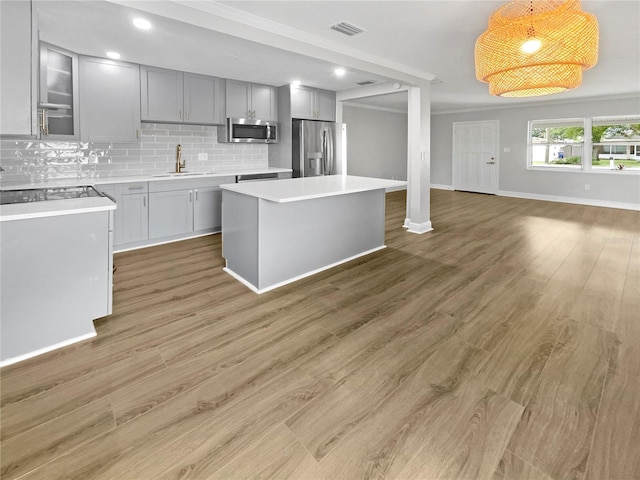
[0,123,268,185]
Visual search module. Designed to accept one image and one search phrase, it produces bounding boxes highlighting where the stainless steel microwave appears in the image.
[217,118,278,143]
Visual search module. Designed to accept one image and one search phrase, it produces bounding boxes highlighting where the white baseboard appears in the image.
[405,220,434,234]
[498,190,640,211]
[430,183,454,191]
[0,331,97,368]
[224,245,387,294]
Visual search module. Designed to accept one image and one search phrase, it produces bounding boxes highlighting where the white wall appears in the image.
[343,105,407,181]
[431,95,640,207]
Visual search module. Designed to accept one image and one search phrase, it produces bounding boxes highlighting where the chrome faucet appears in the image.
[176,144,185,173]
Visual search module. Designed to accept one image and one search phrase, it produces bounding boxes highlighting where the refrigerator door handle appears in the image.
[322,130,327,175]
[327,127,334,175]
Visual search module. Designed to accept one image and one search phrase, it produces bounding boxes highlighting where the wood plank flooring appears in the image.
[2,189,639,480]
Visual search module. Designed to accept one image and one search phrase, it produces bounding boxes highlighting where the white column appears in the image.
[404,82,433,233]
[336,81,434,234]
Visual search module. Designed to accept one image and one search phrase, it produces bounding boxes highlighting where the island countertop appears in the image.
[220,175,407,203]
[0,197,116,222]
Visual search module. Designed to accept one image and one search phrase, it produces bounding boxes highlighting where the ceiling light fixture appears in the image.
[520,38,541,53]
[334,68,346,77]
[291,80,301,88]
[133,17,152,30]
[106,51,121,60]
[475,0,598,97]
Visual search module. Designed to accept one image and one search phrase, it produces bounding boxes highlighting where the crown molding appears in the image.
[433,93,640,116]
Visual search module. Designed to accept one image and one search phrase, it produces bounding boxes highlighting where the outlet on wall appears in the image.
[584,184,591,190]
[198,153,208,161]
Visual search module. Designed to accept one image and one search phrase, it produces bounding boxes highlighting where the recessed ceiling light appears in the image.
[106,51,121,60]
[133,18,152,30]
[334,68,346,77]
[291,80,301,88]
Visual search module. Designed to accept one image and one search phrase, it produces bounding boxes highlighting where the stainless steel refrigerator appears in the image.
[292,119,344,177]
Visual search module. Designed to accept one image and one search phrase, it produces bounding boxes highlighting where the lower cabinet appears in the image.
[149,189,194,239]
[121,192,149,244]
[194,186,222,231]
[99,176,237,250]
[98,182,149,248]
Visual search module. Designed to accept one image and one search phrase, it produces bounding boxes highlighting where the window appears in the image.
[529,119,584,168]
[529,115,640,171]
[592,117,640,170]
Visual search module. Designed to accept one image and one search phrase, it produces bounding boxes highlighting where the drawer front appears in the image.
[122,182,149,194]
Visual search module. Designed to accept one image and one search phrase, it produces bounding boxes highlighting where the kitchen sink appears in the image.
[152,172,211,177]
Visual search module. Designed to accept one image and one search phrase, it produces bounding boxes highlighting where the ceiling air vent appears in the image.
[356,80,376,86]
[330,21,365,36]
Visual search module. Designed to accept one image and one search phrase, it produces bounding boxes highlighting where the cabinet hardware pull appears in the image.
[179,110,183,120]
[128,186,144,190]
[195,190,199,201]
[189,191,192,202]
[186,110,189,121]
[143,196,146,207]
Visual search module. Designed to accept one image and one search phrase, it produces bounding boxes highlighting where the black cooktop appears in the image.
[0,186,103,205]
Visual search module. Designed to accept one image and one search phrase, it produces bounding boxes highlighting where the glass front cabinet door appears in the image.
[39,42,79,139]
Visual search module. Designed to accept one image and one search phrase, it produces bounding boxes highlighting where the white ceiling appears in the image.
[35,0,640,114]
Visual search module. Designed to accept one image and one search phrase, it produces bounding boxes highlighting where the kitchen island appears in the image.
[221,175,406,293]
[0,188,116,366]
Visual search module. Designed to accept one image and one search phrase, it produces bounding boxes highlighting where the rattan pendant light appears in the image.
[475,0,599,97]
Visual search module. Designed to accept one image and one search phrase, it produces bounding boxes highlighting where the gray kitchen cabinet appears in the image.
[225,79,277,121]
[149,189,194,239]
[290,85,315,120]
[141,66,223,125]
[101,177,233,250]
[290,85,335,121]
[121,192,149,244]
[38,42,79,140]
[183,73,224,125]
[79,56,141,142]
[193,186,222,231]
[148,176,234,241]
[0,0,36,136]
[140,66,183,123]
[98,182,148,247]
[315,89,336,122]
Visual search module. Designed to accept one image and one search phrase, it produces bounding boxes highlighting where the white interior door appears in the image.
[453,121,498,194]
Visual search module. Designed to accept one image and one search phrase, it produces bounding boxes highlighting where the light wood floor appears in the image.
[2,190,639,480]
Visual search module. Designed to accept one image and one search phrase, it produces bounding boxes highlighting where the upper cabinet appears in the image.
[140,66,182,123]
[290,86,336,122]
[79,56,141,142]
[38,42,79,140]
[225,80,277,121]
[140,66,223,125]
[184,73,224,125]
[0,1,36,136]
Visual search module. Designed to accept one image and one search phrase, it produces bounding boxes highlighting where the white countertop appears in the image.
[0,196,116,222]
[0,167,291,190]
[220,175,407,203]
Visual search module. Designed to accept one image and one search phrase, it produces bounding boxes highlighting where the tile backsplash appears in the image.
[0,123,268,185]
